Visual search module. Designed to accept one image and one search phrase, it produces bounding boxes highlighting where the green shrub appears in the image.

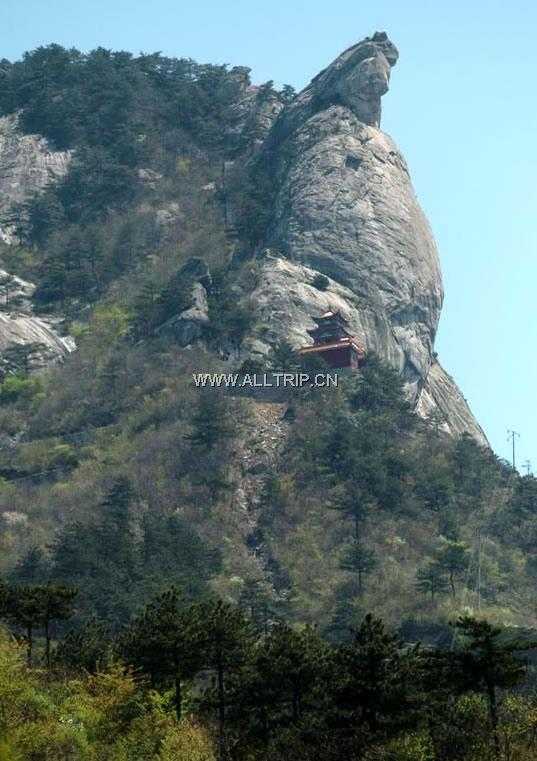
[0,375,42,405]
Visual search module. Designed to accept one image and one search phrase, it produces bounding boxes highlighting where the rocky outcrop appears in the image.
[415,362,486,443]
[0,269,74,367]
[158,281,210,346]
[246,253,373,356]
[0,113,71,244]
[245,32,487,445]
[0,312,74,363]
[267,31,398,145]
[224,67,285,151]
[156,258,212,346]
[0,116,74,368]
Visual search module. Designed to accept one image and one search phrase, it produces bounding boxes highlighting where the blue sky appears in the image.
[1,0,536,467]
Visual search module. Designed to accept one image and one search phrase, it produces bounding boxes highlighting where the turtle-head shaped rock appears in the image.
[313,31,398,126]
[268,33,398,145]
[368,31,399,66]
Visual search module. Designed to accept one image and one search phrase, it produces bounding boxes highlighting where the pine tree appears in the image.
[416,561,449,602]
[196,600,254,759]
[40,585,78,667]
[0,273,20,310]
[0,583,77,666]
[130,278,161,339]
[332,614,423,745]
[2,586,43,664]
[51,521,94,586]
[330,481,370,541]
[329,580,365,642]
[141,512,221,599]
[451,616,533,758]
[122,588,202,721]
[51,479,140,623]
[55,617,111,673]
[97,477,137,571]
[434,540,469,596]
[348,355,412,423]
[10,545,50,585]
[188,391,235,451]
[280,84,296,103]
[268,341,301,373]
[340,540,377,594]
[238,579,272,634]
[0,342,50,379]
[260,623,328,723]
[232,623,331,748]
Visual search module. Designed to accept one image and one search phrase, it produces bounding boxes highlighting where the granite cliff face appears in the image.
[0,115,73,366]
[245,32,486,445]
[0,113,71,244]
[0,268,74,367]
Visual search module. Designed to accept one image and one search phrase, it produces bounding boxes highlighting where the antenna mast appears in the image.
[507,430,520,470]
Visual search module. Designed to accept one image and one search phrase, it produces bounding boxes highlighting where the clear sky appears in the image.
[1,0,536,468]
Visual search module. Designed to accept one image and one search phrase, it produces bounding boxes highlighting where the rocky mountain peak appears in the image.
[310,30,398,126]
[0,38,487,446]
[245,34,487,445]
[269,32,398,152]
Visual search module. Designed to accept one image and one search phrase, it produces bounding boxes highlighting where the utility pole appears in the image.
[507,430,520,470]
[476,527,482,611]
[523,459,532,476]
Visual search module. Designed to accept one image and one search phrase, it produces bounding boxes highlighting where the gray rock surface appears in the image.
[156,258,212,346]
[247,32,487,445]
[224,68,285,149]
[415,361,486,444]
[158,282,210,346]
[0,116,74,368]
[268,31,398,144]
[0,269,34,313]
[246,253,370,354]
[0,269,74,366]
[0,114,71,244]
[0,312,74,362]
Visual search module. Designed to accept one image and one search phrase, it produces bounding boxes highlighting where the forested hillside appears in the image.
[0,42,537,760]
